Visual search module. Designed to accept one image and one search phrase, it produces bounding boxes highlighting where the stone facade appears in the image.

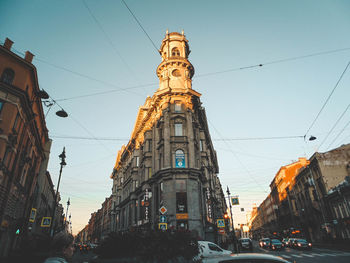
[110,32,227,242]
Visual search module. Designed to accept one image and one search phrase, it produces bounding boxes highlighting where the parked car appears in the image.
[201,253,291,263]
[292,238,312,250]
[259,238,270,248]
[269,239,283,250]
[197,241,232,259]
[238,238,253,251]
[286,238,296,247]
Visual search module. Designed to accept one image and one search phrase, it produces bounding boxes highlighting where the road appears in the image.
[250,241,350,263]
[71,250,97,263]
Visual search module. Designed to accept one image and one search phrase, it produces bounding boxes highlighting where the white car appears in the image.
[201,253,291,263]
[197,241,232,259]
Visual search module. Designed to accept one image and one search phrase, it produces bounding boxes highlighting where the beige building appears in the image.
[110,32,227,242]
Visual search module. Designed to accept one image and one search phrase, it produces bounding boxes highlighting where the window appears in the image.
[148,140,152,152]
[175,103,182,112]
[148,167,152,179]
[20,167,27,186]
[135,156,139,167]
[208,243,223,252]
[1,68,15,84]
[175,123,183,136]
[0,100,4,114]
[159,153,162,169]
[2,147,10,165]
[200,140,204,151]
[13,112,19,130]
[176,192,188,213]
[171,47,180,56]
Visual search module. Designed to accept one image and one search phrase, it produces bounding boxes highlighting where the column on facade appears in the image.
[163,108,171,168]
[186,110,195,168]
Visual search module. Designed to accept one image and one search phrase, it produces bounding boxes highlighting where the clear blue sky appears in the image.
[1,0,350,234]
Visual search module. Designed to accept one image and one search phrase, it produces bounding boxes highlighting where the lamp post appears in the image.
[226,186,238,253]
[49,147,67,237]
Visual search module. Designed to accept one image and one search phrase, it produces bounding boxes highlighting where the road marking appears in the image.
[310,253,324,256]
[302,254,314,257]
[290,254,302,258]
[323,253,337,256]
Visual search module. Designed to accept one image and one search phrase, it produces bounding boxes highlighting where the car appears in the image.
[286,238,296,247]
[269,239,283,250]
[197,241,232,259]
[201,253,291,263]
[238,238,253,251]
[292,238,312,250]
[259,238,270,248]
[281,238,288,247]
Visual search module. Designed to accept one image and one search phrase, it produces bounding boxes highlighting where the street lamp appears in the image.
[49,147,67,237]
[226,186,238,253]
[65,198,70,230]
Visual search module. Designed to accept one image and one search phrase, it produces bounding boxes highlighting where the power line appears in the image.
[121,0,159,53]
[318,103,350,150]
[304,61,350,137]
[82,0,138,83]
[326,118,350,150]
[196,48,350,78]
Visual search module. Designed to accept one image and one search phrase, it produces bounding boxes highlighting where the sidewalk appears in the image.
[312,241,350,252]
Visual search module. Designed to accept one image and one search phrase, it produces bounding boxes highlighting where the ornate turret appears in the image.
[156,31,194,93]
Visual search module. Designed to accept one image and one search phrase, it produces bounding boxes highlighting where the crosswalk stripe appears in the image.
[311,253,324,256]
[302,254,314,257]
[290,254,302,258]
[323,253,337,256]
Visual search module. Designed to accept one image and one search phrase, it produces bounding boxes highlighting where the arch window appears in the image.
[171,47,180,57]
[175,123,183,136]
[1,68,15,85]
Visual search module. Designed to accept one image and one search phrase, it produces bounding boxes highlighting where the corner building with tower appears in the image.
[111,32,227,242]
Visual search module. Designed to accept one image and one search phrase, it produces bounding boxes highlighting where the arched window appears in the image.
[175,149,185,168]
[1,68,15,85]
[171,47,180,57]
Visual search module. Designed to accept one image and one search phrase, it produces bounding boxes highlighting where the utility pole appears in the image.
[226,186,238,253]
[49,147,66,237]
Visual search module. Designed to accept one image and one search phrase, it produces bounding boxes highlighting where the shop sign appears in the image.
[176,213,188,220]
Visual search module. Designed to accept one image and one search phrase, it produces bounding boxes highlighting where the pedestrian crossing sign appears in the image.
[41,217,51,227]
[217,219,225,228]
[158,223,167,231]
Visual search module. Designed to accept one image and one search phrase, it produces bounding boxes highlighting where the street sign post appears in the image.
[41,217,52,227]
[231,196,239,205]
[159,206,167,215]
[218,229,225,234]
[217,219,225,228]
[158,223,167,231]
[159,215,167,223]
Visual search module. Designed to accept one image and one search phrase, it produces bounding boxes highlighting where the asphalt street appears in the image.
[252,241,350,263]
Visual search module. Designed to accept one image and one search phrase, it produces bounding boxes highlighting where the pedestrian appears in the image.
[44,231,74,263]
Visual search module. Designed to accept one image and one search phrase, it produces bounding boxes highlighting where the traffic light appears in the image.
[224,213,229,219]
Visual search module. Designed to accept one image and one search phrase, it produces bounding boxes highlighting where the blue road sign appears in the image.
[160,215,167,223]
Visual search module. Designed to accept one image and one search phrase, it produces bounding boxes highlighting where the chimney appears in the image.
[4,38,14,50]
[25,51,34,63]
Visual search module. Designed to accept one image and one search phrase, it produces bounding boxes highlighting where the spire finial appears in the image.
[166,29,169,35]
[181,29,184,35]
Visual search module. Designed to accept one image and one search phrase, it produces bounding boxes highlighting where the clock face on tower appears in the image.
[172,69,181,77]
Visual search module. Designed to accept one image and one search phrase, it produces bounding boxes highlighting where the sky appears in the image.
[1,0,350,235]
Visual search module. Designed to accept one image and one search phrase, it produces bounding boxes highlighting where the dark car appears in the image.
[269,239,283,250]
[259,238,270,248]
[292,238,312,250]
[281,238,288,247]
[238,238,253,251]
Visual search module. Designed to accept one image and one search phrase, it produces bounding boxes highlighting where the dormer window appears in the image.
[171,47,180,57]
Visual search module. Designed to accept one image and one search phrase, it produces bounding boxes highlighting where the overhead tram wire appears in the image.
[207,119,268,194]
[318,103,350,150]
[326,118,350,150]
[304,61,350,138]
[82,0,141,86]
[121,0,159,53]
[196,48,350,78]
